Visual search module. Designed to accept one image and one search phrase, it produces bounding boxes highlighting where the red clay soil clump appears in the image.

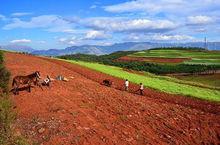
[5,52,220,145]
[117,56,191,63]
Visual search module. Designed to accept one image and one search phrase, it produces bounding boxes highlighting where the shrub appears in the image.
[0,51,3,64]
[0,95,16,145]
[0,65,10,93]
[0,51,28,145]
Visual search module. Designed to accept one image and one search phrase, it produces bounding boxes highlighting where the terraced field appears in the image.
[128,49,220,65]
[174,74,220,88]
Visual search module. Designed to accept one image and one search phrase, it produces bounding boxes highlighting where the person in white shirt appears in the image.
[139,83,144,95]
[125,79,129,91]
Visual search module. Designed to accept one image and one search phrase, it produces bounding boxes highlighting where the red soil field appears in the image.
[5,52,220,145]
[117,56,191,63]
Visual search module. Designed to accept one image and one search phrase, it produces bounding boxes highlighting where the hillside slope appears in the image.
[5,52,220,145]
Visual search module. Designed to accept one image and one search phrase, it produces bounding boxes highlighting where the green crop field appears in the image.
[130,49,220,65]
[175,74,220,88]
[62,59,220,102]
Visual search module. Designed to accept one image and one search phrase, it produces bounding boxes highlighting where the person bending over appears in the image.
[42,75,51,87]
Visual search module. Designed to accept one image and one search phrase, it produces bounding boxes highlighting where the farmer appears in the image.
[139,83,144,95]
[135,83,144,95]
[125,79,129,91]
[42,75,51,87]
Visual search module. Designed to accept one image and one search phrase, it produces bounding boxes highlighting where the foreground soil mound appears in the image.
[5,52,220,145]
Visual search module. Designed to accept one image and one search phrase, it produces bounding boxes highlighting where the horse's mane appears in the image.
[27,72,37,78]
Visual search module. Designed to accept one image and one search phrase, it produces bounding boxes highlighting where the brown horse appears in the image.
[12,71,41,95]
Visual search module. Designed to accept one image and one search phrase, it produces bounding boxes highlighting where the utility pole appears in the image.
[204,37,208,50]
[214,42,216,50]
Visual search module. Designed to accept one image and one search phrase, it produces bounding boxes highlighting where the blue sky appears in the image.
[0,0,220,50]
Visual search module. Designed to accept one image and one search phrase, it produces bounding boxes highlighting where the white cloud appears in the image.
[0,14,6,21]
[85,30,109,40]
[102,0,220,42]
[38,41,46,44]
[1,0,219,45]
[84,17,177,33]
[59,38,68,42]
[90,5,97,9]
[194,28,207,32]
[11,12,32,17]
[103,0,220,16]
[104,0,187,13]
[10,39,32,44]
[152,34,194,41]
[104,0,154,13]
[58,30,110,45]
[67,41,76,45]
[187,15,214,25]
[61,29,75,33]
[126,33,145,41]
[125,33,194,42]
[59,37,78,45]
[3,15,74,33]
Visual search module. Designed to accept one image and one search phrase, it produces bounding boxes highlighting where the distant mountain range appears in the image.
[1,42,220,56]
[0,45,35,53]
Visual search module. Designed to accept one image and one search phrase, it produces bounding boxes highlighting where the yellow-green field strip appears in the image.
[61,59,220,102]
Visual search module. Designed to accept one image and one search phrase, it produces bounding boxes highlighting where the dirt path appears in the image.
[5,52,220,145]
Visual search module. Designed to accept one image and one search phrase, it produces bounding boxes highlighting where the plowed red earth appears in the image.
[5,52,220,145]
[117,56,191,63]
